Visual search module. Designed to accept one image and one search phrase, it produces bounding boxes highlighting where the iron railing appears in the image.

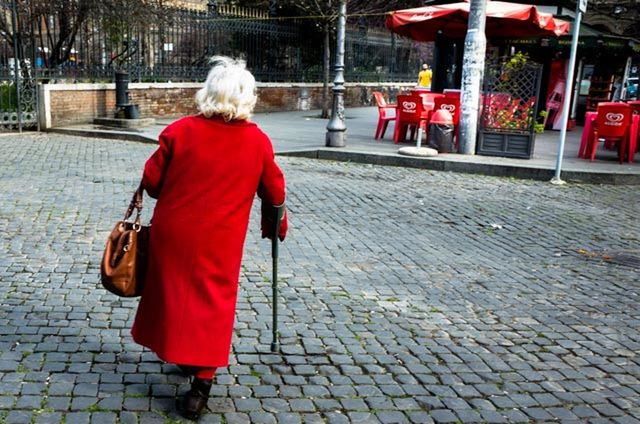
[0,2,425,83]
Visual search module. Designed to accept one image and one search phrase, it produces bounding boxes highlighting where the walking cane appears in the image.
[270,204,286,353]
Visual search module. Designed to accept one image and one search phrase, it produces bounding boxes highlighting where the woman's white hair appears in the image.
[195,56,257,121]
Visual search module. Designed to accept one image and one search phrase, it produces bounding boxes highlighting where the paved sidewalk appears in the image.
[0,133,639,423]
[51,107,640,184]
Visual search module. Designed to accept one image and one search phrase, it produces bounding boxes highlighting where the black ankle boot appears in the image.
[179,377,213,420]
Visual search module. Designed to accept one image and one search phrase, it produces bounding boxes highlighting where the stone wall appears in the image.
[38,82,414,128]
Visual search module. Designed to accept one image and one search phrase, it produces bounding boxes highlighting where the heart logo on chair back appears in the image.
[402,101,417,111]
[605,112,624,123]
[441,104,456,113]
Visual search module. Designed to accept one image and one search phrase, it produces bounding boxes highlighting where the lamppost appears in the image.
[326,0,347,147]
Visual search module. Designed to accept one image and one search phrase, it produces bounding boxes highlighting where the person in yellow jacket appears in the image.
[417,64,432,89]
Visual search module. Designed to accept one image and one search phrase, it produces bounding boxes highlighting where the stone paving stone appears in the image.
[501,409,530,423]
[34,412,64,424]
[228,385,252,398]
[347,412,377,423]
[313,398,342,412]
[594,403,627,417]
[248,411,276,424]
[207,397,235,413]
[429,409,458,423]
[89,412,117,424]
[261,398,291,413]
[454,409,483,423]
[234,398,262,412]
[479,410,508,423]
[324,412,350,424]
[289,398,315,412]
[614,417,640,424]
[0,395,15,409]
[546,407,580,420]
[376,410,409,423]
[117,412,137,424]
[224,412,251,424]
[5,411,33,424]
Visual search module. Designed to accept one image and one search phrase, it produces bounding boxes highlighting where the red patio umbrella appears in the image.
[386,1,570,41]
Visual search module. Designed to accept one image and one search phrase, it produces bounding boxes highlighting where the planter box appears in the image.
[477,131,536,159]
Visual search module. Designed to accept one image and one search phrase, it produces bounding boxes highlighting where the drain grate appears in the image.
[603,250,640,268]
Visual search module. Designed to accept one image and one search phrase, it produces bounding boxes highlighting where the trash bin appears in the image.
[427,109,455,153]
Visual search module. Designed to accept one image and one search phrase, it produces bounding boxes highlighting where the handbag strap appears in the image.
[123,183,144,229]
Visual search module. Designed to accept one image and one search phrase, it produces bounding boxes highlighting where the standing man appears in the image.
[417,63,433,90]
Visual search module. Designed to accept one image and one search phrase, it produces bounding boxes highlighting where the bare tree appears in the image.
[0,0,168,70]
[0,0,93,67]
[282,0,421,117]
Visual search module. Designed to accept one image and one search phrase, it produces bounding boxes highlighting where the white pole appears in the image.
[552,1,585,184]
[459,0,487,155]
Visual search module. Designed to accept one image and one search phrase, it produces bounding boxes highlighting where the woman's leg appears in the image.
[178,367,217,419]
[194,367,216,379]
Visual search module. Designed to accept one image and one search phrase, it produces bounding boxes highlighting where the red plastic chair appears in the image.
[587,102,632,163]
[443,89,461,101]
[578,112,597,158]
[373,92,396,140]
[393,95,427,144]
[627,100,640,115]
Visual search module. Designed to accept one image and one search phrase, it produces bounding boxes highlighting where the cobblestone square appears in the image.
[0,134,639,423]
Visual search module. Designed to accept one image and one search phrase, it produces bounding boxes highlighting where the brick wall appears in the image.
[40,82,414,128]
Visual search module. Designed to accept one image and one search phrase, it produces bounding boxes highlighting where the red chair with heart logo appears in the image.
[587,102,632,163]
[393,95,427,143]
[373,92,396,140]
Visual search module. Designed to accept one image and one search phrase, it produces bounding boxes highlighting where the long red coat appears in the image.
[131,115,286,367]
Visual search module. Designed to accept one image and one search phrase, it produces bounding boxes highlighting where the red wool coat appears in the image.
[131,115,286,367]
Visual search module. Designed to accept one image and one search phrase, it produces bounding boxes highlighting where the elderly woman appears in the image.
[131,56,288,420]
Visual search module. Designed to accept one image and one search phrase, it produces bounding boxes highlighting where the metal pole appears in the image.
[326,0,347,147]
[552,2,584,184]
[270,205,286,353]
[459,0,487,155]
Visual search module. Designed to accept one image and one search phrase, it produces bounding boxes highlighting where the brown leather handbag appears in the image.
[101,184,150,297]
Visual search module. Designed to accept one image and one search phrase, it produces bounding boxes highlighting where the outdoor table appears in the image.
[408,91,444,112]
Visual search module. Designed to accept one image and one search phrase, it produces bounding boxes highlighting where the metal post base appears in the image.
[270,342,279,353]
[550,177,567,185]
[326,130,346,147]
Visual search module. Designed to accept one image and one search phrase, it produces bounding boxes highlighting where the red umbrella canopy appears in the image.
[386,1,569,41]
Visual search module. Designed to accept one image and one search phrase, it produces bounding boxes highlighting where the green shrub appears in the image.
[0,83,17,111]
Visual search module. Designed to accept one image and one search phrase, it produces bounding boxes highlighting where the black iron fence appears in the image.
[0,0,38,130]
[2,2,426,83]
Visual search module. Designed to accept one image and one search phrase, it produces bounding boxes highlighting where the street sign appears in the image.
[579,0,587,13]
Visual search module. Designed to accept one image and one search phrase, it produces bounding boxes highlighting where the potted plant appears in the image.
[477,53,543,159]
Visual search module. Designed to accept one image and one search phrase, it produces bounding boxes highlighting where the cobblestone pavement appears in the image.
[1,133,639,424]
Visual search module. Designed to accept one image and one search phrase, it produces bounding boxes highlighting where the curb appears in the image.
[47,128,157,145]
[280,149,640,185]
